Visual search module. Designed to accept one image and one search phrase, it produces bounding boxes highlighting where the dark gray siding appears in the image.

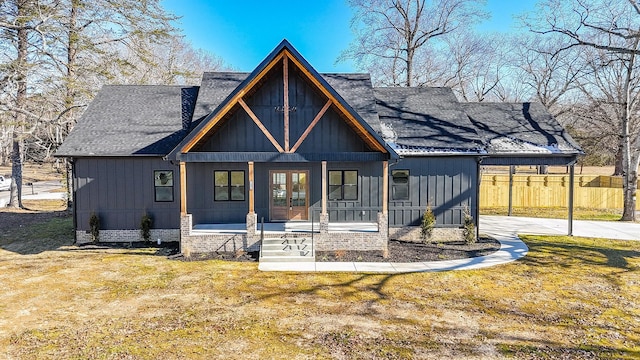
[185,162,384,224]
[195,67,371,154]
[324,162,382,222]
[74,157,180,231]
[187,162,248,224]
[389,157,478,227]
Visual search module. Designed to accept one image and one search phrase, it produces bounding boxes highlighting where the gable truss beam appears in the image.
[283,56,290,152]
[238,98,285,153]
[289,99,332,153]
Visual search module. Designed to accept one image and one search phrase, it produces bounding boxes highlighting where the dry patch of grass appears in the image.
[1,213,639,359]
[481,206,623,221]
[0,162,63,183]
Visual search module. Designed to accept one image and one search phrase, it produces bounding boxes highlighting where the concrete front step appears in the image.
[260,237,315,262]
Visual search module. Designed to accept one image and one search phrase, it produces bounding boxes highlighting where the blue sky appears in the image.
[161,0,538,73]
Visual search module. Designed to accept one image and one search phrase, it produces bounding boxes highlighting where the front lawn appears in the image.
[1,212,638,359]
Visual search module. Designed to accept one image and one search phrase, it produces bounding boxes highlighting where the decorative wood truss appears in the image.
[179,48,389,155]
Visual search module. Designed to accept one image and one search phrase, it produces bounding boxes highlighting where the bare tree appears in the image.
[439,31,507,101]
[527,0,640,220]
[342,0,488,87]
[0,0,60,208]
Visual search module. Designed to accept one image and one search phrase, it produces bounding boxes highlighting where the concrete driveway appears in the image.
[0,180,65,207]
[480,215,640,241]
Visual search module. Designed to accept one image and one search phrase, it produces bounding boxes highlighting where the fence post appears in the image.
[568,165,575,236]
[508,165,514,216]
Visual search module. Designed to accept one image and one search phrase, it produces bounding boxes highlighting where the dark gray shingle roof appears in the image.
[374,87,485,154]
[55,85,198,157]
[462,102,582,155]
[193,72,248,122]
[323,73,382,133]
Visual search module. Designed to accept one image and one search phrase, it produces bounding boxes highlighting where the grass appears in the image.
[481,206,624,221]
[1,210,639,359]
[0,162,64,182]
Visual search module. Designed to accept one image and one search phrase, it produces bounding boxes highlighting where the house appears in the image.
[55,40,582,257]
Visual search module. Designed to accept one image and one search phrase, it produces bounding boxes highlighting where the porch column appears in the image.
[248,161,255,214]
[320,161,329,233]
[180,161,187,215]
[382,160,388,214]
[380,160,390,258]
[321,161,327,215]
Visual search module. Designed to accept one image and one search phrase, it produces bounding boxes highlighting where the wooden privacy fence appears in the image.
[480,174,640,210]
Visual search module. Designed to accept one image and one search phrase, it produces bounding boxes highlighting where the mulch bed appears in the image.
[316,237,501,262]
[176,237,501,263]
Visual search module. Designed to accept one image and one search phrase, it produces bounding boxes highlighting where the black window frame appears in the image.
[328,170,358,201]
[154,170,174,202]
[214,170,245,202]
[391,169,410,201]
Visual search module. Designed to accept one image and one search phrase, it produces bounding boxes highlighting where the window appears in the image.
[154,170,174,202]
[328,170,358,200]
[391,170,409,200]
[214,170,245,201]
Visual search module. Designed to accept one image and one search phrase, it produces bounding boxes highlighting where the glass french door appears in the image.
[270,170,309,221]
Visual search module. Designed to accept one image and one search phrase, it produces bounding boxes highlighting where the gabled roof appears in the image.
[167,39,396,160]
[374,87,485,155]
[192,72,247,122]
[463,102,583,155]
[55,85,198,157]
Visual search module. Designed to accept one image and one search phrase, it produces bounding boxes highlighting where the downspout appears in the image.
[568,161,575,236]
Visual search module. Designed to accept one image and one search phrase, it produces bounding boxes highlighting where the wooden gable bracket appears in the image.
[238,98,285,153]
[289,99,332,153]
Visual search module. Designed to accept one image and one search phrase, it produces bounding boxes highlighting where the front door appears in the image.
[270,170,309,221]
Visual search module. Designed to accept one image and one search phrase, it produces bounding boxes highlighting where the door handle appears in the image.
[289,197,292,210]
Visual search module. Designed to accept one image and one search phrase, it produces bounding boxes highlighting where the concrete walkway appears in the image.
[259,216,529,273]
[258,215,640,273]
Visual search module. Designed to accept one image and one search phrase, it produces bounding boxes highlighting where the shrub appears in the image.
[463,206,476,244]
[140,213,153,243]
[421,204,436,242]
[89,212,100,243]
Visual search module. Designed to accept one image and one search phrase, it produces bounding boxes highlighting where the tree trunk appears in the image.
[8,0,28,209]
[621,166,637,221]
[64,0,79,208]
[620,44,637,221]
[614,141,624,176]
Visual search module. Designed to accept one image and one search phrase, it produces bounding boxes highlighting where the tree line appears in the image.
[2,0,639,220]
[342,0,640,221]
[0,0,226,207]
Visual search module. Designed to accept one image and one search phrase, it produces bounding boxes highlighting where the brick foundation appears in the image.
[389,226,464,242]
[179,212,392,255]
[75,229,180,244]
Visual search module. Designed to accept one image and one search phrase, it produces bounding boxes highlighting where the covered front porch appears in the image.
[191,221,379,234]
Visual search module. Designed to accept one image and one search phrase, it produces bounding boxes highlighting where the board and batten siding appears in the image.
[187,162,249,224]
[195,67,371,154]
[389,157,478,227]
[74,157,180,231]
[322,161,382,222]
